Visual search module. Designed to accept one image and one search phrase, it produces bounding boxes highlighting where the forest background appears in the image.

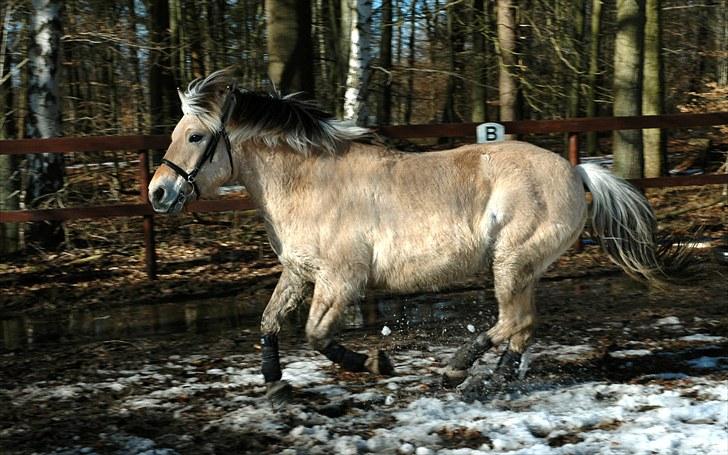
[0,0,727,253]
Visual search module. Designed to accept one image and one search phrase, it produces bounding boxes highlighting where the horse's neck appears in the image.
[236,143,307,214]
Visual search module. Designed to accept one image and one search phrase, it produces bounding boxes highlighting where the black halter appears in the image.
[161,83,237,213]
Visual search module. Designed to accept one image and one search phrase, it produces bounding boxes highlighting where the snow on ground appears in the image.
[5,330,727,455]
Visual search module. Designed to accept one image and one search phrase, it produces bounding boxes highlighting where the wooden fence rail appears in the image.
[1,112,727,278]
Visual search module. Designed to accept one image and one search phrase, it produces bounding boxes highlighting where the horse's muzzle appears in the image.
[149,178,189,214]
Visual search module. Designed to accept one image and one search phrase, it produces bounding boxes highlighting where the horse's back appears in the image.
[358,141,586,290]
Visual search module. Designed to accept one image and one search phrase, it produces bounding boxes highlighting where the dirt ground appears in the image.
[1,184,727,454]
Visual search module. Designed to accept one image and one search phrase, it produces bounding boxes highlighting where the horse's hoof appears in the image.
[365,350,395,376]
[441,366,468,388]
[265,380,293,403]
[457,375,492,403]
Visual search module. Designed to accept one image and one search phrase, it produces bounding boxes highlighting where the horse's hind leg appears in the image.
[442,332,494,386]
[260,270,311,401]
[457,278,537,401]
[306,277,395,376]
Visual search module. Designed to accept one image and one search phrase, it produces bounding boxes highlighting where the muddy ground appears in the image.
[1,185,727,454]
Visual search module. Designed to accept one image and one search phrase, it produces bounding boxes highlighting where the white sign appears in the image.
[476,122,505,143]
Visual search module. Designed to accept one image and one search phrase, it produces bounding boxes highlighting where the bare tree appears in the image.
[265,0,315,96]
[715,0,727,87]
[378,0,393,125]
[496,0,517,128]
[26,0,65,248]
[343,0,373,125]
[585,0,603,155]
[642,0,665,177]
[0,0,20,253]
[149,0,176,137]
[612,0,644,179]
[470,0,489,122]
[403,0,417,124]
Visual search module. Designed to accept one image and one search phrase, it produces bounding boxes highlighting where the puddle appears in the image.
[1,289,496,351]
[0,299,267,350]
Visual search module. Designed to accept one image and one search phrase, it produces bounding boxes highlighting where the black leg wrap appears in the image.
[449,334,494,370]
[261,333,282,383]
[495,349,522,381]
[321,342,368,372]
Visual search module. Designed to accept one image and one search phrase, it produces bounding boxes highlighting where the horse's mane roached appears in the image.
[179,69,370,155]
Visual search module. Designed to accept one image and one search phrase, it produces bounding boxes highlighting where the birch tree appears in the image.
[612,0,644,179]
[0,1,20,253]
[343,0,372,125]
[25,0,65,248]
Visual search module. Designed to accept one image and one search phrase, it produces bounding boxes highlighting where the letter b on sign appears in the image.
[476,123,505,143]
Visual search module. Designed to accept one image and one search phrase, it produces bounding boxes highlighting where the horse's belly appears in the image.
[369,240,487,292]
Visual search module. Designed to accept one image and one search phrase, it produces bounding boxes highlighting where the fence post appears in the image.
[568,131,580,167]
[138,150,158,279]
[568,132,583,251]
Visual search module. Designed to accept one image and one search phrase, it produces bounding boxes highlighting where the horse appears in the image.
[148,70,684,401]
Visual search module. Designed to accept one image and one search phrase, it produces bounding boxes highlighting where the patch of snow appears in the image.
[7,344,728,455]
[679,334,727,343]
[467,324,476,333]
[609,349,653,358]
[655,316,681,326]
[530,343,597,362]
[382,325,392,336]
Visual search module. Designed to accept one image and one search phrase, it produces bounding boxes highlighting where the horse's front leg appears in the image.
[260,269,311,401]
[306,277,395,376]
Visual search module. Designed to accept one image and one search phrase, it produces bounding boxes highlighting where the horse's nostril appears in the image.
[152,187,165,204]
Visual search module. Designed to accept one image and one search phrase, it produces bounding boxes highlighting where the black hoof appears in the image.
[458,373,517,402]
[441,366,468,388]
[457,374,490,402]
[365,350,395,376]
[265,380,293,403]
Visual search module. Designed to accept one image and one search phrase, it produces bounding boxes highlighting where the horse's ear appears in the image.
[178,88,190,114]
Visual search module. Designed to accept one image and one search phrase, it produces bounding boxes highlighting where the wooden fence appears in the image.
[1,112,727,279]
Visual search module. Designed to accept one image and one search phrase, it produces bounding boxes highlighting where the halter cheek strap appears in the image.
[160,83,237,213]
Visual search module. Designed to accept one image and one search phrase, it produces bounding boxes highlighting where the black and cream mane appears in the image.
[179,70,370,155]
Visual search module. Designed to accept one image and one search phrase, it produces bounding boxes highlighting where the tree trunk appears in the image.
[26,0,65,249]
[149,0,176,141]
[187,1,204,78]
[378,0,393,125]
[403,0,417,124]
[470,0,488,122]
[586,0,603,155]
[343,0,373,125]
[642,0,665,178]
[127,0,144,130]
[612,0,644,179]
[496,0,517,130]
[1,5,20,253]
[716,0,727,87]
[265,0,316,96]
[567,0,586,119]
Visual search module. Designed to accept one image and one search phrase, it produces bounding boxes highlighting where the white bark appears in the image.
[343,0,372,126]
[28,0,62,139]
[26,0,65,247]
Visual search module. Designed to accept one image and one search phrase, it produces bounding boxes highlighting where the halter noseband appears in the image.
[161,83,237,213]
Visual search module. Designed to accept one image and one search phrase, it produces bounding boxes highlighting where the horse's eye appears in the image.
[189,134,203,143]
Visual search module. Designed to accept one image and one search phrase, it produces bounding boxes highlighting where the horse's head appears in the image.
[149,71,237,214]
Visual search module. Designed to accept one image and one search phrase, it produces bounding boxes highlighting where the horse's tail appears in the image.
[575,163,691,286]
